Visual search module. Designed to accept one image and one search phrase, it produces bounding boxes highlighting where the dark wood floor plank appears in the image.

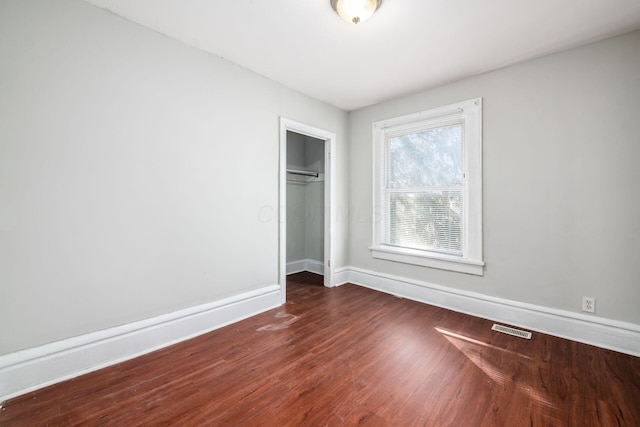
[2,272,639,426]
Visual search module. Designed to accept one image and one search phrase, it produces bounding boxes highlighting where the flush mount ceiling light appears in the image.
[330,0,382,24]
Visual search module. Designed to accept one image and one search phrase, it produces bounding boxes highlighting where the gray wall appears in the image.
[347,30,640,325]
[0,0,348,354]
[2,0,638,358]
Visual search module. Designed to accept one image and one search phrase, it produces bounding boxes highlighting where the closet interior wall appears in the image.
[286,131,325,276]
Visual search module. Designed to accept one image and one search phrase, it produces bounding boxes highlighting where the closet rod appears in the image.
[286,169,319,178]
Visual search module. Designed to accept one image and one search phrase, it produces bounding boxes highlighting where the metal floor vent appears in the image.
[491,324,532,339]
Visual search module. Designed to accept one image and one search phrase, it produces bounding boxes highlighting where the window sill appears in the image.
[370,246,485,276]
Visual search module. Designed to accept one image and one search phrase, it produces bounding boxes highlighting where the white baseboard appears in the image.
[0,285,281,404]
[333,266,350,286]
[287,259,324,276]
[337,266,640,357]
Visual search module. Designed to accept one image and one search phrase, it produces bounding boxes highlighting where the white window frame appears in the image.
[371,98,484,276]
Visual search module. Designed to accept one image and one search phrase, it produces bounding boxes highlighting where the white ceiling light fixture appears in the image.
[330,0,382,24]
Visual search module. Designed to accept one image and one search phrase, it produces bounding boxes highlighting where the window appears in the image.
[372,98,484,275]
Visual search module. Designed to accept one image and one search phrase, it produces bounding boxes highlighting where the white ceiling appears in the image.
[84,0,640,111]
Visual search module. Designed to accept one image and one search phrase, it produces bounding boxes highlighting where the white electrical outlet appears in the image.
[582,296,596,313]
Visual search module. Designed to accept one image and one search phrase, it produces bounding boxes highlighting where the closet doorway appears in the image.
[279,118,336,303]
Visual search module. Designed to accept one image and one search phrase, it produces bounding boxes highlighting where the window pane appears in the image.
[388,124,462,188]
[389,190,463,255]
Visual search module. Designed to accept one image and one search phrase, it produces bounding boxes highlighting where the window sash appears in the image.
[382,121,464,256]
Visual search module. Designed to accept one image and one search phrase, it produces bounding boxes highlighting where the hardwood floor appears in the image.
[2,272,639,426]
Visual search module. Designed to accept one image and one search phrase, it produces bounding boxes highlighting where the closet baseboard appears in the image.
[286,259,324,276]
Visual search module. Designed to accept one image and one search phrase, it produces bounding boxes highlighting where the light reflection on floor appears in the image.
[435,326,558,420]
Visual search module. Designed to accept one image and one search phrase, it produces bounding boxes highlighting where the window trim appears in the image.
[371,98,484,276]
